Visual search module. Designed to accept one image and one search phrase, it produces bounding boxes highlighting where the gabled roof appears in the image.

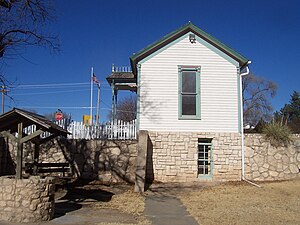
[130,22,249,75]
[0,108,69,135]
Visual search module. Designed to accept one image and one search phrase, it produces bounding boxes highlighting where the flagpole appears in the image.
[90,67,93,125]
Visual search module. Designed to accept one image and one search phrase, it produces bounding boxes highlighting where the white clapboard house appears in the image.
[107,22,250,182]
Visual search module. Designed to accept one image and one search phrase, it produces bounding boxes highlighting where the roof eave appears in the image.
[130,22,249,74]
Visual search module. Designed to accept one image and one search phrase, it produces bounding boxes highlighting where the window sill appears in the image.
[198,175,213,180]
[178,116,201,120]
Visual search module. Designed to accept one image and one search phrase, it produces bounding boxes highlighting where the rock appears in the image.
[253,171,260,179]
[263,163,269,169]
[267,155,276,165]
[297,153,300,162]
[254,155,264,166]
[269,171,279,177]
[262,172,269,178]
[254,138,260,146]
[259,166,267,173]
[111,147,121,155]
[267,147,277,156]
[274,153,282,160]
[251,163,258,172]
[282,155,290,165]
[245,147,254,157]
[289,164,299,174]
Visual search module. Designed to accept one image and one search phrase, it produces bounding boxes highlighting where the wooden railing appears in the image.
[112,64,132,73]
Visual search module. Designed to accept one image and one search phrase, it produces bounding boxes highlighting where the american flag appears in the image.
[92,73,100,88]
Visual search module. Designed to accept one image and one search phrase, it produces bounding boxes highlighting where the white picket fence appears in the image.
[67,120,137,140]
[23,119,137,140]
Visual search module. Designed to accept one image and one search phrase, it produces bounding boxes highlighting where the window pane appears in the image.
[182,95,196,115]
[182,71,196,93]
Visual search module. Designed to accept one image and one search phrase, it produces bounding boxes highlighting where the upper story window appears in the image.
[178,66,201,119]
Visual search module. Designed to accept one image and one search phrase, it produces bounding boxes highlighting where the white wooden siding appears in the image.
[139,33,239,132]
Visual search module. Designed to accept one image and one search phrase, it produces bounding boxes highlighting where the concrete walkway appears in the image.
[145,193,199,225]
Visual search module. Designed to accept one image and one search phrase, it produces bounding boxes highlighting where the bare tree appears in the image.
[0,0,59,85]
[108,95,137,122]
[243,72,277,126]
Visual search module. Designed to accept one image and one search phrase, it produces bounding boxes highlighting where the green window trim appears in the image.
[198,141,213,179]
[178,66,201,120]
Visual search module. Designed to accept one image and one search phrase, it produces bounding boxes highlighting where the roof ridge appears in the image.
[130,23,249,75]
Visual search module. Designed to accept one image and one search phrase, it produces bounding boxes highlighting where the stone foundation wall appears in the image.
[148,131,242,182]
[244,134,300,181]
[2,138,138,183]
[0,176,55,223]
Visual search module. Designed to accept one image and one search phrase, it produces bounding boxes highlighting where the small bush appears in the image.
[262,121,291,146]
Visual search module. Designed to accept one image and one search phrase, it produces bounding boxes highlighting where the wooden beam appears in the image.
[33,138,40,175]
[16,122,23,179]
[20,130,43,144]
[0,130,17,142]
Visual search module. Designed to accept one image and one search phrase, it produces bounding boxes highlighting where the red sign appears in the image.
[55,112,63,121]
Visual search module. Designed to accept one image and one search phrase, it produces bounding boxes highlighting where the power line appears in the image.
[16,82,89,88]
[15,106,136,113]
[14,82,111,89]
[10,89,91,96]
[12,87,111,94]
[17,106,98,109]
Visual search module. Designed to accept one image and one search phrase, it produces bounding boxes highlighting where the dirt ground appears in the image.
[94,189,150,225]
[59,180,151,225]
[179,179,300,225]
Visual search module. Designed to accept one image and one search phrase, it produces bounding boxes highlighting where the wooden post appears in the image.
[111,82,115,121]
[33,138,40,175]
[16,122,23,179]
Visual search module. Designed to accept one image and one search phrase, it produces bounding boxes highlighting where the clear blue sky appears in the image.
[3,0,300,121]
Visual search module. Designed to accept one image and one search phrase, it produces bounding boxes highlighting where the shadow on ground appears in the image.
[53,179,115,219]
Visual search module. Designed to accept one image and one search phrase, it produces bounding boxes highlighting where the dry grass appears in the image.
[95,189,150,225]
[179,179,300,225]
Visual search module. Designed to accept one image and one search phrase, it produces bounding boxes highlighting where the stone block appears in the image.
[251,163,258,172]
[289,164,299,174]
[3,194,12,201]
[253,155,265,166]
[262,172,269,178]
[269,171,279,178]
[252,171,260,179]
[0,201,6,207]
[297,153,300,162]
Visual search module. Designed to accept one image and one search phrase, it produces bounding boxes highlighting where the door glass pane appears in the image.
[182,71,196,93]
[198,142,212,176]
[182,95,196,115]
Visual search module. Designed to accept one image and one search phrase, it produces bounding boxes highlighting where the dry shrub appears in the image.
[262,120,291,146]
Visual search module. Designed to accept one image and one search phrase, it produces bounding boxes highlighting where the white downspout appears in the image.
[239,61,261,188]
[240,63,250,178]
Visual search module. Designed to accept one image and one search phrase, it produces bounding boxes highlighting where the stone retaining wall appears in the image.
[1,133,299,184]
[0,176,55,223]
[244,134,300,181]
[148,131,242,182]
[1,138,138,183]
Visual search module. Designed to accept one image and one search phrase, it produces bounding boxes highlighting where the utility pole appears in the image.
[96,83,100,125]
[90,67,94,125]
[1,84,9,114]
